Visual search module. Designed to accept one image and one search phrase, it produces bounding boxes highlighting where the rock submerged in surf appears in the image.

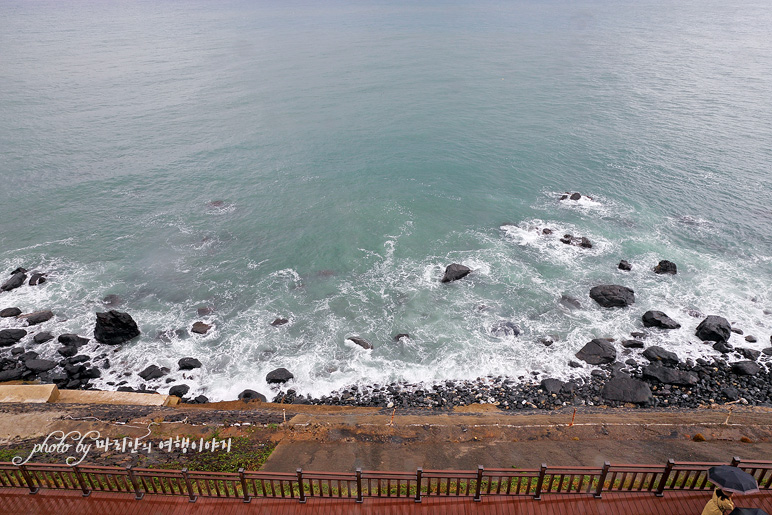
[94,310,141,345]
[618,260,632,271]
[441,263,471,283]
[490,321,521,337]
[347,336,373,350]
[270,317,289,326]
[559,294,582,310]
[654,260,677,275]
[589,285,635,308]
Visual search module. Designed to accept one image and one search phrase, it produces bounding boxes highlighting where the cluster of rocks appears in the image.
[0,304,141,389]
[267,349,772,410]
[1,267,48,293]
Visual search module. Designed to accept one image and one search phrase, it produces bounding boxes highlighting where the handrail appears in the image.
[0,458,769,504]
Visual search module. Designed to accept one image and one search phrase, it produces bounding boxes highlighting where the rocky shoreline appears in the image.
[2,225,772,413]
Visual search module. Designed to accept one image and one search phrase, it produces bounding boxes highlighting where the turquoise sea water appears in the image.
[1,0,771,401]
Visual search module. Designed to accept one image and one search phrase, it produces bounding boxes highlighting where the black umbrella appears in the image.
[728,509,770,515]
[708,465,760,494]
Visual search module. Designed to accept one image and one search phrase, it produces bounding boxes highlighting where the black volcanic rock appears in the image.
[490,321,521,337]
[178,357,202,370]
[24,359,58,373]
[28,273,47,286]
[695,315,731,342]
[238,389,267,402]
[169,384,190,398]
[94,310,140,345]
[540,378,564,395]
[642,310,681,329]
[601,376,652,404]
[1,272,27,292]
[441,264,471,283]
[58,334,89,347]
[270,318,289,326]
[25,310,53,325]
[589,285,635,308]
[191,322,212,334]
[348,336,373,350]
[33,332,54,344]
[622,340,645,349]
[560,295,582,310]
[576,339,617,365]
[654,260,677,275]
[642,363,698,386]
[732,361,761,376]
[0,307,21,318]
[642,346,680,366]
[266,367,294,384]
[0,329,27,347]
[618,260,632,271]
[138,365,166,381]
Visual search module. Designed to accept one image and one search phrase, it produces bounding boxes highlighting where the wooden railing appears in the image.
[0,457,769,504]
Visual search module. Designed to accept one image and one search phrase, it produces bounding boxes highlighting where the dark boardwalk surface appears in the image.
[1,489,770,515]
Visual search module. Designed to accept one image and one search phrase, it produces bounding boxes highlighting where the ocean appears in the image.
[1,0,771,401]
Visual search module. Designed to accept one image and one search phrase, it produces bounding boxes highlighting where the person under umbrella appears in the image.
[702,465,761,515]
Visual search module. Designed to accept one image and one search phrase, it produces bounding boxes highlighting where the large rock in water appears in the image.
[347,336,373,350]
[266,367,294,384]
[441,264,471,283]
[94,310,140,345]
[178,357,202,370]
[576,339,617,365]
[0,329,27,347]
[643,363,698,386]
[25,310,53,325]
[601,376,652,404]
[1,272,27,292]
[654,260,677,275]
[695,315,731,342]
[589,285,635,308]
[642,310,681,329]
[642,346,680,366]
[0,307,22,318]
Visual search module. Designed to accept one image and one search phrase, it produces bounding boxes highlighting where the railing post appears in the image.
[474,465,484,502]
[355,468,363,503]
[73,465,91,497]
[415,468,423,503]
[297,468,306,503]
[533,464,547,500]
[238,468,250,503]
[730,457,741,467]
[181,468,197,503]
[18,464,39,495]
[126,465,144,500]
[655,459,675,497]
[594,462,610,499]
